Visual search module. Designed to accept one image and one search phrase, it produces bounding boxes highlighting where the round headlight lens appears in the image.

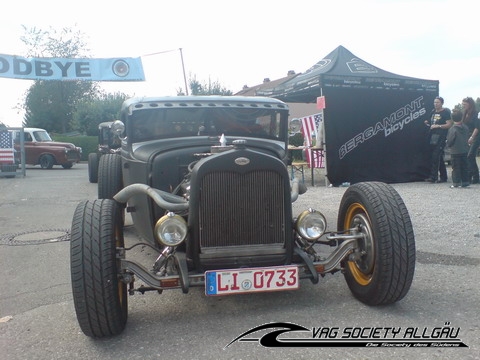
[154,213,188,247]
[296,209,327,241]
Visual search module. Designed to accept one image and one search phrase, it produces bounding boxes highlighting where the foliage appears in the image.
[23,80,98,133]
[20,25,99,133]
[289,132,304,147]
[73,92,128,136]
[288,133,305,161]
[52,135,97,161]
[20,25,90,58]
[178,75,233,96]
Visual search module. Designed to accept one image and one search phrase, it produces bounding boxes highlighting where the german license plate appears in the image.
[205,265,299,295]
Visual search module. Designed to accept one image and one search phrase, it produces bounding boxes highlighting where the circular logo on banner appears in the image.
[112,59,130,77]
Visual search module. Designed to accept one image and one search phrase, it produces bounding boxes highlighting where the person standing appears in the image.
[424,96,452,183]
[461,97,480,184]
[446,109,470,188]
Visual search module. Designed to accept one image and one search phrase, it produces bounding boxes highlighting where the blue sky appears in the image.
[1,0,479,127]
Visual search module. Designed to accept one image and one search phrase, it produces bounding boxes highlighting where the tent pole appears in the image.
[320,87,329,187]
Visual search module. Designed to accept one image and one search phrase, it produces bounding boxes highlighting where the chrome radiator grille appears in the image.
[198,170,286,248]
[66,150,80,161]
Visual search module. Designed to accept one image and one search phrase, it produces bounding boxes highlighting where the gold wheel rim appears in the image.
[344,202,375,286]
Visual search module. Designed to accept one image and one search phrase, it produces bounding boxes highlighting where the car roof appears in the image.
[121,96,289,113]
[10,128,47,132]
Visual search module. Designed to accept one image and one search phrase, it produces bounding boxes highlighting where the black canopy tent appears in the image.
[258,46,439,185]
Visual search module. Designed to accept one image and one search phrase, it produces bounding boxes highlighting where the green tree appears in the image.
[20,25,99,133]
[73,92,128,136]
[178,75,233,96]
[23,78,98,133]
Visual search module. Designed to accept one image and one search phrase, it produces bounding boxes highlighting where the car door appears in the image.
[14,131,36,165]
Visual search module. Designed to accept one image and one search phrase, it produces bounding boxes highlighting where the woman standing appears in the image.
[462,97,480,184]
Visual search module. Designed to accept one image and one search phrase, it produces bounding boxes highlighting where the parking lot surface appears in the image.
[0,164,479,359]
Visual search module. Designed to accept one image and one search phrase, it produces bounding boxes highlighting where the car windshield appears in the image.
[33,130,52,142]
[129,107,285,143]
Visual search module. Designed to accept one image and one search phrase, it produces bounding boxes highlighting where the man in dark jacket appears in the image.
[446,109,470,188]
[424,97,452,183]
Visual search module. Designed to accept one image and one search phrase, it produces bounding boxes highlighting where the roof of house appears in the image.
[234,71,298,96]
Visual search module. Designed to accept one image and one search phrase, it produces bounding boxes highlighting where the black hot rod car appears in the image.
[70,96,415,338]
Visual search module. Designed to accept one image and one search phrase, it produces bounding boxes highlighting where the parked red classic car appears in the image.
[11,128,82,169]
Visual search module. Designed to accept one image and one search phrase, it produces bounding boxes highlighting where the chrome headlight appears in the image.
[295,209,327,241]
[154,212,188,247]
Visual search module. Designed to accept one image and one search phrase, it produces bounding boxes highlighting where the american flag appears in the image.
[300,113,324,168]
[300,113,322,145]
[0,130,15,164]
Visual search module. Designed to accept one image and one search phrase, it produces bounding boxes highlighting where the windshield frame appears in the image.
[128,107,287,142]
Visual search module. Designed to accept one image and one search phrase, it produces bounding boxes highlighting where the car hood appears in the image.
[34,141,79,149]
[131,136,286,163]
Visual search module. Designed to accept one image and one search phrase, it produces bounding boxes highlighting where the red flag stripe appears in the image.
[300,114,324,168]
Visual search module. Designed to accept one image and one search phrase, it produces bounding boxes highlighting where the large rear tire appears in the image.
[88,153,99,183]
[98,154,122,199]
[70,199,128,337]
[337,182,415,305]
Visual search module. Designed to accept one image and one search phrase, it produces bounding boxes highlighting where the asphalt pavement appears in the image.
[0,163,479,360]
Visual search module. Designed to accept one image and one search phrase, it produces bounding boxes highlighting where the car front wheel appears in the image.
[337,182,415,305]
[39,154,54,169]
[70,199,128,337]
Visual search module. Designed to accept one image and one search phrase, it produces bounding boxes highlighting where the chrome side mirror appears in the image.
[289,118,301,137]
[111,120,126,139]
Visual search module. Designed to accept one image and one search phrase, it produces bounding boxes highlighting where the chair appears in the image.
[290,161,308,183]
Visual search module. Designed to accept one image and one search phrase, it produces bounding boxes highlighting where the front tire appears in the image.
[337,182,415,305]
[88,153,99,183]
[39,154,54,169]
[98,154,122,199]
[70,199,128,337]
